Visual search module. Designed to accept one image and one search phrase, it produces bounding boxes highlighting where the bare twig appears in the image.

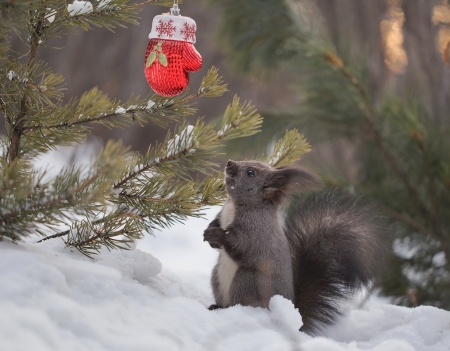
[36,229,70,243]
[36,215,112,243]
[408,289,419,307]
[173,91,202,106]
[120,194,184,203]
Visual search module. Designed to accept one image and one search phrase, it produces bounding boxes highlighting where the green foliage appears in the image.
[217,95,262,140]
[203,0,297,77]
[39,89,266,258]
[0,0,306,258]
[0,140,129,241]
[261,129,311,167]
[208,0,450,308]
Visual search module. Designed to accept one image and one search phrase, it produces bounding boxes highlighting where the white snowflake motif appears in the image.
[180,22,196,42]
[156,19,176,38]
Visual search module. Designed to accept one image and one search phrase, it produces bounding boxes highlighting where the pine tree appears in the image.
[205,0,450,309]
[0,0,309,257]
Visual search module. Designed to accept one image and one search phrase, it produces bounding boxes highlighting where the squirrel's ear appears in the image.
[262,166,321,201]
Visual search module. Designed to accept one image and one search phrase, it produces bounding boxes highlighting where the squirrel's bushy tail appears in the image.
[284,191,385,334]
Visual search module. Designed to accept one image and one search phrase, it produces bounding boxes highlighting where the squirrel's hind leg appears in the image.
[229,267,272,308]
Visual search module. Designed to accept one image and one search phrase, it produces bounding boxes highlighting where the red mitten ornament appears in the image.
[144,4,202,97]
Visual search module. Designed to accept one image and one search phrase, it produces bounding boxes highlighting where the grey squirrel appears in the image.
[203,160,384,334]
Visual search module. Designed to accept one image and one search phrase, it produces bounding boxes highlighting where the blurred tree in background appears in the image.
[203,0,450,309]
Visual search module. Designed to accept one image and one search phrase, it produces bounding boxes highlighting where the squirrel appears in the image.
[203,160,384,334]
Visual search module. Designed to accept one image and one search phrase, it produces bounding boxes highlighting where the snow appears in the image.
[68,1,93,16]
[1,207,450,351]
[45,8,56,24]
[115,106,126,114]
[1,144,450,351]
[166,125,195,157]
[7,70,16,81]
[270,150,283,165]
[217,123,231,137]
[432,252,447,267]
[123,100,155,113]
[146,100,155,109]
[97,0,112,9]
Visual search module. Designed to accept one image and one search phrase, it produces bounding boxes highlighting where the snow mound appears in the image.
[1,212,449,350]
[68,1,93,16]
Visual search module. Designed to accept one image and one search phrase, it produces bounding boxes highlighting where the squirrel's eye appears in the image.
[247,169,255,177]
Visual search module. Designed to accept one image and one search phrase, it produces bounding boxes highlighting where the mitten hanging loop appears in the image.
[170,1,180,16]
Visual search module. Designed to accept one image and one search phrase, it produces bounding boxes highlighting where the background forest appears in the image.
[2,0,450,312]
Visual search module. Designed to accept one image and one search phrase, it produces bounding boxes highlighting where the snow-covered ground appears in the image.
[1,207,450,351]
[1,145,450,350]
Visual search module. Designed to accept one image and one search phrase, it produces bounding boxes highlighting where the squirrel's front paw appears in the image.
[203,227,227,249]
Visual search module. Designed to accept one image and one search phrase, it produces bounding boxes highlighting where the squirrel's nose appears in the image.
[225,160,238,176]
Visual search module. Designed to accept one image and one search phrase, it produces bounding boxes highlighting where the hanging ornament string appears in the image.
[144,1,202,97]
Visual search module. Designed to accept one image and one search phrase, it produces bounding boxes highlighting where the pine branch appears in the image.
[8,9,44,162]
[180,66,229,100]
[0,140,129,241]
[19,67,227,134]
[64,211,146,258]
[36,214,115,243]
[20,107,158,132]
[322,53,431,219]
[286,1,434,222]
[49,0,141,33]
[71,212,143,248]
[61,174,225,257]
[114,95,261,189]
[0,166,104,226]
[45,0,176,37]
[37,93,259,251]
[32,91,258,253]
[262,129,311,167]
[0,72,50,95]
[323,51,376,122]
[1,192,83,227]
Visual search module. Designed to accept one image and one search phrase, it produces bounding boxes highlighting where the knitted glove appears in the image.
[144,13,202,97]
